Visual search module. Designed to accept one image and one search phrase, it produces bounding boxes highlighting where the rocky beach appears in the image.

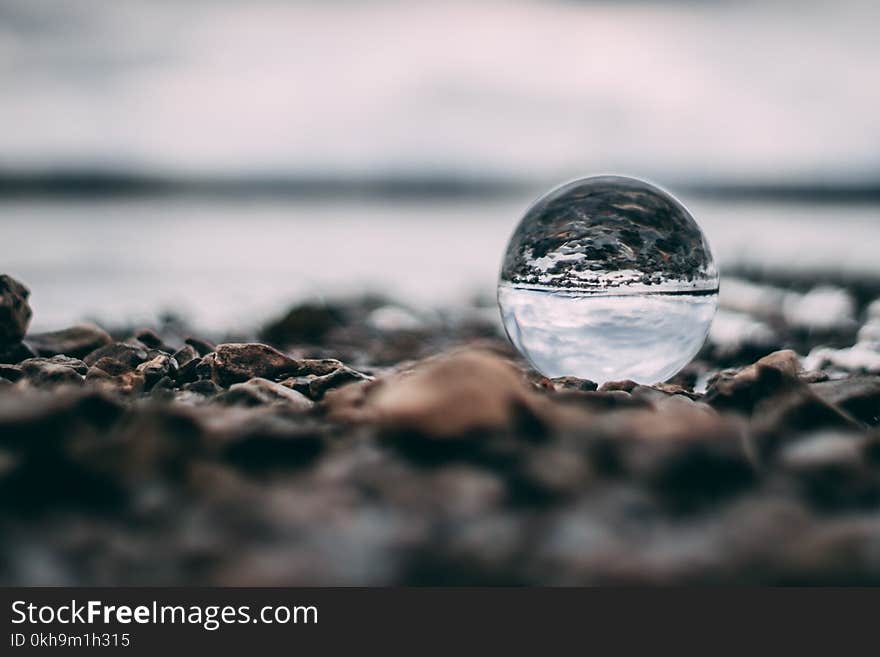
[2,271,880,585]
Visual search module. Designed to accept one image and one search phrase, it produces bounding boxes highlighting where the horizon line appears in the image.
[0,169,878,203]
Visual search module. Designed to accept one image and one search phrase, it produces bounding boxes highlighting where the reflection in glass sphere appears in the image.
[498,175,719,384]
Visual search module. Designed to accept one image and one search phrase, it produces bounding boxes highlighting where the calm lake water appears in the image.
[2,196,879,332]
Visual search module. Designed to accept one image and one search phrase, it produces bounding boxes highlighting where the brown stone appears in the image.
[0,275,32,345]
[364,350,546,437]
[27,324,112,359]
[206,343,302,387]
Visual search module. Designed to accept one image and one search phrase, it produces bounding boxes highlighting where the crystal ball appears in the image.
[498,175,719,384]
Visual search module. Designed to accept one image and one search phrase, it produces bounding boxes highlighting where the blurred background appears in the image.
[1,0,878,331]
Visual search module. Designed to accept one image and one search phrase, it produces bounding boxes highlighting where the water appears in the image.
[498,285,717,383]
[498,175,719,383]
[0,195,877,333]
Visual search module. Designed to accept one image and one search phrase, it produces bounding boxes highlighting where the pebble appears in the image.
[0,275,32,345]
[260,302,343,345]
[137,354,179,390]
[3,274,880,586]
[598,380,639,393]
[171,344,199,369]
[705,350,802,412]
[204,343,302,387]
[0,364,23,382]
[0,341,36,364]
[185,336,216,356]
[551,377,598,392]
[308,366,371,400]
[26,324,112,359]
[222,378,315,409]
[83,342,149,369]
[779,432,879,509]
[751,385,864,459]
[132,328,174,352]
[810,376,880,425]
[364,350,546,438]
[86,366,145,395]
[19,356,88,387]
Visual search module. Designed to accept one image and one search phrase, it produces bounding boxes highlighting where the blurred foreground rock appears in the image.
[2,271,880,585]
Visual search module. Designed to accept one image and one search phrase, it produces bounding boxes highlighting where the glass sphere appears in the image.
[498,175,718,384]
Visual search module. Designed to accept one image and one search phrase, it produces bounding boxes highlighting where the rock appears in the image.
[780,432,878,509]
[136,354,178,390]
[799,370,829,384]
[551,377,598,392]
[149,375,177,399]
[89,357,131,376]
[308,366,371,400]
[0,275,32,345]
[0,364,23,382]
[83,342,149,369]
[175,355,202,384]
[0,341,36,364]
[298,358,348,376]
[277,375,314,397]
[599,380,639,393]
[222,378,314,409]
[629,384,700,404]
[705,350,802,413]
[553,389,649,412]
[323,379,375,423]
[181,379,222,397]
[589,401,753,510]
[171,344,199,369]
[513,447,591,503]
[593,396,737,444]
[204,343,302,387]
[750,349,802,376]
[781,432,863,471]
[26,324,112,359]
[19,356,87,387]
[650,382,700,399]
[627,385,673,404]
[221,419,325,471]
[132,329,173,352]
[751,386,864,458]
[260,302,343,346]
[85,366,145,395]
[810,377,880,425]
[185,336,216,356]
[363,350,546,438]
[274,361,351,397]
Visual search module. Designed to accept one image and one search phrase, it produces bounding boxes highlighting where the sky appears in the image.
[1,0,878,184]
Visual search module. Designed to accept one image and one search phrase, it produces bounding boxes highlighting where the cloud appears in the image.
[1,0,878,181]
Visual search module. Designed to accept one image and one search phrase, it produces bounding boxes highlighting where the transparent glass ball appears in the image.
[498,175,719,384]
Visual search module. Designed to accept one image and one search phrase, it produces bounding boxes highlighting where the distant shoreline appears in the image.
[0,170,879,203]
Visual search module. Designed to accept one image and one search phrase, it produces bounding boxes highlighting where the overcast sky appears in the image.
[1,0,878,183]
